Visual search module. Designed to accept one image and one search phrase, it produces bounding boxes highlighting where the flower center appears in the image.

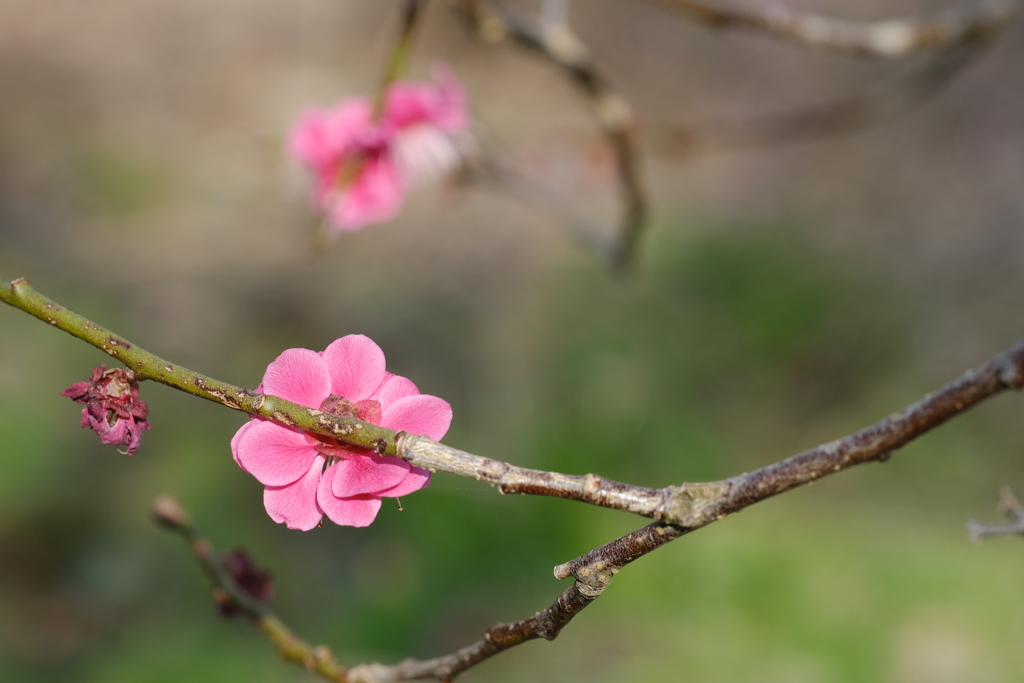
[308,394,382,460]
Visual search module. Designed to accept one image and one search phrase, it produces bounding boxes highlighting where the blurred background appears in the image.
[2,1,1024,681]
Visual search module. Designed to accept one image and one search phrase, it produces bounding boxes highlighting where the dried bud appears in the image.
[219,549,274,616]
[152,495,188,529]
[61,364,150,455]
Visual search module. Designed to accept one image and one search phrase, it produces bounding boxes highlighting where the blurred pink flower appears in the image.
[61,365,151,455]
[231,335,452,530]
[287,68,471,231]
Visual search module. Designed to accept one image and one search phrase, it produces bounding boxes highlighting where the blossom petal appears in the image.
[321,335,387,402]
[236,421,318,486]
[332,453,411,498]
[377,466,431,498]
[264,456,324,531]
[380,394,452,441]
[261,348,331,408]
[329,155,404,231]
[393,125,461,187]
[384,67,469,133]
[230,420,259,472]
[288,100,372,167]
[318,464,383,527]
[370,373,419,409]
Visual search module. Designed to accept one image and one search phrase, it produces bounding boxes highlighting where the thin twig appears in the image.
[374,0,430,118]
[967,486,1024,540]
[650,0,1020,58]
[466,152,623,262]
[153,496,350,682]
[460,0,649,272]
[661,42,986,154]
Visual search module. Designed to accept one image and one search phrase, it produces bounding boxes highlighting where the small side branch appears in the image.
[460,0,649,271]
[153,496,349,682]
[374,0,430,117]
[156,495,644,683]
[967,487,1024,540]
[650,0,1019,58]
[663,41,986,153]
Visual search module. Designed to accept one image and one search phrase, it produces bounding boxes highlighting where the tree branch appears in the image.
[4,277,1024,528]
[649,0,1020,58]
[459,0,649,272]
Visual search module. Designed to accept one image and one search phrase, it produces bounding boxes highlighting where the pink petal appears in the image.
[236,421,319,486]
[261,348,332,408]
[92,414,128,446]
[264,456,325,531]
[384,68,469,133]
[322,99,373,152]
[380,394,452,441]
[377,466,431,498]
[331,453,411,498]
[356,399,382,425]
[385,82,435,129]
[288,109,333,167]
[392,125,462,187]
[230,420,259,472]
[370,373,420,409]
[318,464,383,527]
[329,155,404,231]
[321,335,387,402]
[61,381,90,399]
[287,99,372,168]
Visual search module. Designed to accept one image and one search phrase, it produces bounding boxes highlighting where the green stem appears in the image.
[371,0,429,119]
[0,278,399,455]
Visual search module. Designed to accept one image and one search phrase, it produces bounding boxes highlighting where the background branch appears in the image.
[661,42,986,153]
[650,0,1019,57]
[460,0,649,271]
[374,0,429,117]
[967,486,1024,540]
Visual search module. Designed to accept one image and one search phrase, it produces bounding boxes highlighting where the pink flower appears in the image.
[287,67,471,232]
[231,335,452,530]
[62,365,151,455]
